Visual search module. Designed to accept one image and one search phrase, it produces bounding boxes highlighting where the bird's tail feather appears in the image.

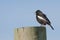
[49,24,54,30]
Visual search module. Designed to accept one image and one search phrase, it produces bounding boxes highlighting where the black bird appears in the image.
[36,10,54,30]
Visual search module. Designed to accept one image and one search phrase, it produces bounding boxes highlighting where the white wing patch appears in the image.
[38,16,46,21]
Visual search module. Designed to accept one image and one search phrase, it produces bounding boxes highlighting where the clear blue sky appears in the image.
[0,0,60,40]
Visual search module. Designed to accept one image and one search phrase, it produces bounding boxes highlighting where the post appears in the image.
[14,26,47,40]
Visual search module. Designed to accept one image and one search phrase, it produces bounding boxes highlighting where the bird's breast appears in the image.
[37,16,46,21]
[36,15,47,25]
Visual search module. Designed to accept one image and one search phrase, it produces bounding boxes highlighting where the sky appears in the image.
[0,0,60,40]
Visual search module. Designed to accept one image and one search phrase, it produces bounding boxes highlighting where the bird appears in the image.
[35,10,54,30]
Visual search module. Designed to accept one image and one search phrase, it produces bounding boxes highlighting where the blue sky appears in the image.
[0,0,60,40]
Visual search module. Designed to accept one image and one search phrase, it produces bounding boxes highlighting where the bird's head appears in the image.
[35,10,43,15]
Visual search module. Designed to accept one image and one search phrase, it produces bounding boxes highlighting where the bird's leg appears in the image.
[41,24,46,27]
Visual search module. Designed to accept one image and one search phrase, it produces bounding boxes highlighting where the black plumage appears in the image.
[36,10,54,30]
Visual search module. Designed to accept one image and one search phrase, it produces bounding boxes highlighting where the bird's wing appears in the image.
[42,14,51,23]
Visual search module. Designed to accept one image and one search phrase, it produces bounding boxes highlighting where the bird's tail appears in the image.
[49,24,54,30]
